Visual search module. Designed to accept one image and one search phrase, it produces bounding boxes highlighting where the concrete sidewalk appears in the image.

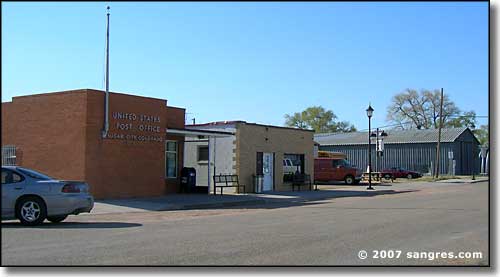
[92,194,266,214]
[91,186,413,215]
[435,177,488,184]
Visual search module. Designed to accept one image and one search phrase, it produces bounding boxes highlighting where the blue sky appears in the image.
[2,2,488,130]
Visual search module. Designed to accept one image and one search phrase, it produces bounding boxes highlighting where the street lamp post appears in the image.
[366,105,374,190]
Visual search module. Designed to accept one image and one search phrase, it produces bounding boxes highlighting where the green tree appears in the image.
[473,124,489,147]
[447,110,478,129]
[284,106,356,133]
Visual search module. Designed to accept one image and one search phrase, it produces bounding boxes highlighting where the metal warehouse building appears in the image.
[314,127,480,175]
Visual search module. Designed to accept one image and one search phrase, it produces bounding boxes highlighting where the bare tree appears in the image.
[387,89,461,129]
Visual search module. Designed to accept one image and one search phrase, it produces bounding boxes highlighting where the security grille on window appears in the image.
[165,141,178,178]
[198,146,209,162]
[1,145,16,166]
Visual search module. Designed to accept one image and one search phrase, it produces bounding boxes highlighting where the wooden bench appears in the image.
[291,173,312,191]
[213,174,246,195]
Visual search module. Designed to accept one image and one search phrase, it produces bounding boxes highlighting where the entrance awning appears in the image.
[167,128,235,194]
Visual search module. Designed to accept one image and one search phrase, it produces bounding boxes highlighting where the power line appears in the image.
[354,114,488,132]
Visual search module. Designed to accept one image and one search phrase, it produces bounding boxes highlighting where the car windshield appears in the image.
[17,167,53,180]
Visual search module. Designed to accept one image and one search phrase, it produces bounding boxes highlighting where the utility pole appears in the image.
[435,88,444,179]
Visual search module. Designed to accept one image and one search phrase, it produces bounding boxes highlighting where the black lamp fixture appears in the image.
[366,105,374,118]
[366,105,374,190]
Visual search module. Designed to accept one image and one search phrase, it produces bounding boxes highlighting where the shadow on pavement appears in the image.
[174,189,420,211]
[1,222,142,229]
[92,188,419,213]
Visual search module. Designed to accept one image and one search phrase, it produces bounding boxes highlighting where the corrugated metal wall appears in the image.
[319,142,479,175]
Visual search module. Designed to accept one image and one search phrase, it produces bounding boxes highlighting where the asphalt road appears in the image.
[1,181,489,266]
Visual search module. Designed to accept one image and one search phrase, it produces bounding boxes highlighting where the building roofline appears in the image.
[7,88,169,103]
[187,121,245,127]
[166,105,186,111]
[187,121,315,132]
[315,127,476,146]
[169,128,235,137]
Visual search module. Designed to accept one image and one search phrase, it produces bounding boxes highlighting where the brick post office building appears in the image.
[1,89,186,199]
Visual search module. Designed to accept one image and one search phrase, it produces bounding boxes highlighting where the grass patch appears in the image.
[407,175,480,182]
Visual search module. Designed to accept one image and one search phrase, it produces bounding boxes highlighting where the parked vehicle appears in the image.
[1,166,94,226]
[283,158,301,175]
[314,158,363,185]
[381,167,422,180]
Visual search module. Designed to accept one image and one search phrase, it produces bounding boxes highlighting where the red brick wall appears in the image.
[1,90,88,180]
[2,89,186,199]
[85,90,172,199]
[166,106,186,129]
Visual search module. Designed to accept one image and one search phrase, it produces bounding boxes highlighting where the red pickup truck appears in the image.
[314,158,363,185]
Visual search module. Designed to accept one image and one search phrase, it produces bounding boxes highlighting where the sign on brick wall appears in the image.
[104,111,165,142]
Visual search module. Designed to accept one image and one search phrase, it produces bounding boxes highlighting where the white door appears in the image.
[262,153,274,191]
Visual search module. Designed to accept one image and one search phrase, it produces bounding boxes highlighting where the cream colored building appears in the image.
[184,121,315,193]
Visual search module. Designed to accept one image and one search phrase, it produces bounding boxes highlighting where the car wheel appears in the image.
[16,196,47,226]
[384,174,392,180]
[47,215,68,223]
[344,175,355,185]
[407,174,413,179]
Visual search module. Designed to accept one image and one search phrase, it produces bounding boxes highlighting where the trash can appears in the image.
[253,174,264,193]
[180,167,196,193]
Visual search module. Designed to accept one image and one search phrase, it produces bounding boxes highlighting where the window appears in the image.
[256,152,263,175]
[165,141,178,178]
[198,146,209,162]
[333,159,349,168]
[332,159,340,167]
[17,167,52,180]
[1,169,24,184]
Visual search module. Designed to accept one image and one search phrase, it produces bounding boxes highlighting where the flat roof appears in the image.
[5,88,170,103]
[168,128,235,138]
[187,120,315,133]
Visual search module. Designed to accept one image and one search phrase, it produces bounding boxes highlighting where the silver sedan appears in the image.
[1,166,94,226]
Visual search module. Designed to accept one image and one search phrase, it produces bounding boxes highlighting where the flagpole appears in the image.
[102,6,110,138]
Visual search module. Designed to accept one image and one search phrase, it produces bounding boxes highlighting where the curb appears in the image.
[436,179,489,184]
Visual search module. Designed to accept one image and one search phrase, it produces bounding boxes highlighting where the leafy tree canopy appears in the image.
[473,124,489,147]
[284,106,356,133]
